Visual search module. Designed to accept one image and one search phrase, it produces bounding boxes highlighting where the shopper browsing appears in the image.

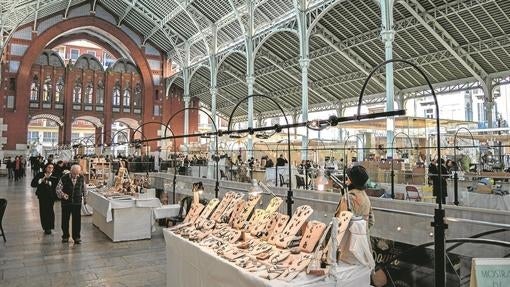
[56,164,87,244]
[31,163,59,234]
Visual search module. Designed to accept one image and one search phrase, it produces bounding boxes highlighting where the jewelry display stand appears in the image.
[299,221,327,253]
[273,205,313,248]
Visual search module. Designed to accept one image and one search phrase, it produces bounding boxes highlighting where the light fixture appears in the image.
[249,179,263,196]
[192,181,204,204]
[307,119,329,131]
[249,179,278,198]
[315,169,329,191]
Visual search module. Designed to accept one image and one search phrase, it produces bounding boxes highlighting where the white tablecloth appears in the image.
[265,166,299,188]
[153,204,180,219]
[88,191,161,222]
[163,229,370,287]
[465,192,510,211]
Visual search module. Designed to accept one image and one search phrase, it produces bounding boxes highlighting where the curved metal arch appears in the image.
[166,73,185,92]
[0,0,66,60]
[112,117,139,130]
[171,1,211,55]
[306,0,345,36]
[217,50,247,71]
[165,73,185,99]
[189,64,211,83]
[226,0,247,37]
[390,131,414,199]
[111,127,132,145]
[29,113,64,126]
[131,120,171,143]
[253,28,299,58]
[164,106,220,198]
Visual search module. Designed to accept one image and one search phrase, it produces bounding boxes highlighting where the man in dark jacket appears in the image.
[56,164,87,244]
[429,159,448,204]
[31,163,58,234]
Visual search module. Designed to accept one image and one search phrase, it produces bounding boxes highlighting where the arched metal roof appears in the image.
[2,0,510,120]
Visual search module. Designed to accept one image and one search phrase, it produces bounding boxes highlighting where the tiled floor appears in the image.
[0,175,166,287]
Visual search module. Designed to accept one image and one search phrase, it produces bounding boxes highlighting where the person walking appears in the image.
[31,163,58,234]
[14,156,22,181]
[56,164,87,244]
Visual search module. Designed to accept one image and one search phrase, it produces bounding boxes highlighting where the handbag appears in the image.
[81,198,93,216]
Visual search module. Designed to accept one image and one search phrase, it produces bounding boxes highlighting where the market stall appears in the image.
[88,190,161,241]
[163,230,370,287]
[163,190,372,287]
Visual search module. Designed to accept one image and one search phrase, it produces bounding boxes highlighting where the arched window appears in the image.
[42,77,52,102]
[134,83,142,106]
[30,75,39,102]
[96,80,104,105]
[85,81,93,104]
[55,77,64,103]
[73,80,82,103]
[123,88,131,107]
[112,81,121,106]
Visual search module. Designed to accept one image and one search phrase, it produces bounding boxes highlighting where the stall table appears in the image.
[163,229,370,287]
[88,191,161,242]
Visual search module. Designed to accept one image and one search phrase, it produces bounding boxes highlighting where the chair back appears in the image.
[199,198,209,206]
[295,175,305,188]
[405,186,421,201]
[178,196,193,217]
[0,199,7,222]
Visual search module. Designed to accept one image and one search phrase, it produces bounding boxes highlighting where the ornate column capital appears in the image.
[246,76,256,86]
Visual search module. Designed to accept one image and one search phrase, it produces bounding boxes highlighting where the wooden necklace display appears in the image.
[247,209,268,235]
[194,198,220,228]
[298,221,327,253]
[209,192,236,222]
[274,205,313,248]
[231,194,261,229]
[267,213,290,244]
[228,200,246,226]
[211,192,244,223]
[183,202,205,224]
[265,197,283,213]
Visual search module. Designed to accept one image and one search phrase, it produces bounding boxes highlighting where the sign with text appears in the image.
[470,258,510,287]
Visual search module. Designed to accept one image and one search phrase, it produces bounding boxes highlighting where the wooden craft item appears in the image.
[299,221,327,253]
[267,213,290,244]
[265,197,283,213]
[183,203,205,224]
[228,200,246,226]
[274,205,313,248]
[248,209,268,235]
[231,194,261,229]
[218,193,244,223]
[210,192,235,222]
[199,198,220,219]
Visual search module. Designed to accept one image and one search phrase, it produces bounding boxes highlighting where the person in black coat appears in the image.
[276,154,288,167]
[429,159,447,204]
[31,163,59,234]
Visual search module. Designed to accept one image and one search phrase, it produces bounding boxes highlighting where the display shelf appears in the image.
[89,159,111,186]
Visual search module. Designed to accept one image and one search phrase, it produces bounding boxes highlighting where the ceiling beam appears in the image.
[398,0,487,84]
[117,0,138,26]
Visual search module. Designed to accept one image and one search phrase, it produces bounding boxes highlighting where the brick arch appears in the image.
[46,32,122,59]
[13,16,154,148]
